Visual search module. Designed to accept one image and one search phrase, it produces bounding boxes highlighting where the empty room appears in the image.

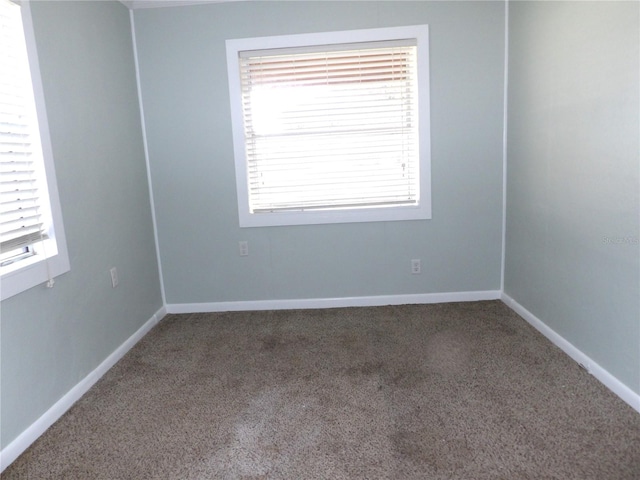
[1,0,638,478]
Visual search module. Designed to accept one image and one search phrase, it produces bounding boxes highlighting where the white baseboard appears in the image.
[7,292,635,473]
[501,293,640,414]
[166,290,502,314]
[0,306,167,473]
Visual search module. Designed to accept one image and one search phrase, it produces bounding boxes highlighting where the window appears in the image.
[226,25,431,227]
[1,0,69,300]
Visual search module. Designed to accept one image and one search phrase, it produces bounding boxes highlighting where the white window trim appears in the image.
[1,0,70,301]
[226,25,432,228]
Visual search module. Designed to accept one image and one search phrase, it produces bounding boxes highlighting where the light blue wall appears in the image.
[0,1,163,449]
[1,0,638,464]
[133,1,506,304]
[504,1,640,393]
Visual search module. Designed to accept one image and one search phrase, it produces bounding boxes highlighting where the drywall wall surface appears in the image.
[134,1,505,303]
[504,1,640,393]
[0,1,163,449]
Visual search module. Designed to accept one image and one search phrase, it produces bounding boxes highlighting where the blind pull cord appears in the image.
[39,223,54,289]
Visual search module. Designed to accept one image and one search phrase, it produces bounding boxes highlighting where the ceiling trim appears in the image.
[120,0,247,10]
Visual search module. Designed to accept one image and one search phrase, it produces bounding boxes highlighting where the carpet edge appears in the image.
[501,292,640,414]
[0,306,167,473]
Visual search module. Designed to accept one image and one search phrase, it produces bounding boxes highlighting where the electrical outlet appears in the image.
[110,267,119,288]
[239,241,249,256]
[411,259,421,275]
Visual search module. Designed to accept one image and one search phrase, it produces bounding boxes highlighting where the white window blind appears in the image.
[239,40,419,214]
[0,0,48,254]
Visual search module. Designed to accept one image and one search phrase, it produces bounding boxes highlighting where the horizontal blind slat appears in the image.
[1,213,42,232]
[1,231,48,253]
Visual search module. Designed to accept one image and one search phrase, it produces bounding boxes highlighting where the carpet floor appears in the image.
[3,301,640,479]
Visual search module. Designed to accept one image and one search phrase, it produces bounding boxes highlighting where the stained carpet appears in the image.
[4,301,640,479]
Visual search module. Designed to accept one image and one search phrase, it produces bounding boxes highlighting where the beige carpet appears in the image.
[4,301,640,479]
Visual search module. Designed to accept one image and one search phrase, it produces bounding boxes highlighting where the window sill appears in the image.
[1,246,70,301]
[239,203,431,228]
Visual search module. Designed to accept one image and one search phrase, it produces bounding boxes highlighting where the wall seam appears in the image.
[500,0,509,294]
[129,9,167,306]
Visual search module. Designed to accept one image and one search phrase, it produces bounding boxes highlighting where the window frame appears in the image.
[226,25,432,228]
[1,0,69,300]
